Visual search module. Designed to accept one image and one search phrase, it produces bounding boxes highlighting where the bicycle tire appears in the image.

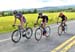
[11,30,21,43]
[45,26,51,37]
[35,28,42,41]
[25,27,33,39]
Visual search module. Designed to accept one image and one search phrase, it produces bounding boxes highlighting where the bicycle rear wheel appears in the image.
[35,28,42,41]
[45,26,51,37]
[64,25,67,33]
[11,30,21,43]
[25,27,33,39]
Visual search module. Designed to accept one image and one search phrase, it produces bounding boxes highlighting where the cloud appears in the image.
[41,0,75,6]
[0,0,41,11]
[0,0,75,11]
[38,0,51,2]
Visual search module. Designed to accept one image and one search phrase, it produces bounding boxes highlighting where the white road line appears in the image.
[0,38,10,43]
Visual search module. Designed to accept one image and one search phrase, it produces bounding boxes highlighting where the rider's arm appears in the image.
[36,16,40,24]
[45,18,47,22]
[57,17,59,24]
[13,16,17,25]
[57,14,61,22]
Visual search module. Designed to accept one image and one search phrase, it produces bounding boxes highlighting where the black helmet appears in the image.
[38,12,42,15]
[13,10,17,14]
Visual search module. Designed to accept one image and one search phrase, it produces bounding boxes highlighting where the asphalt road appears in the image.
[0,20,75,52]
[69,45,75,52]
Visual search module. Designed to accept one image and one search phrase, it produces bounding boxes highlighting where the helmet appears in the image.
[59,12,64,15]
[38,12,42,15]
[13,10,17,14]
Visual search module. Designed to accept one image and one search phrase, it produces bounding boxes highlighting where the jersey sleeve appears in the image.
[46,16,48,21]
[38,16,40,19]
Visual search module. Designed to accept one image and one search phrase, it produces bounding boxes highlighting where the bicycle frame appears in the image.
[11,22,33,43]
[58,21,67,36]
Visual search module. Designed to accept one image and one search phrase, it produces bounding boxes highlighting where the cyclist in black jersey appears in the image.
[57,12,67,26]
[35,13,48,36]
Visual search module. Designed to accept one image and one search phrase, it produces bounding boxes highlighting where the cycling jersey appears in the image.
[38,15,48,23]
[15,13,26,23]
[59,15,67,21]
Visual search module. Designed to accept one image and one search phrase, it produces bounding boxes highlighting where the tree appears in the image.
[2,11,5,16]
[33,9,37,13]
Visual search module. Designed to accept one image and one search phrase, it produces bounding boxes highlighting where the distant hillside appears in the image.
[37,5,75,11]
[22,5,75,12]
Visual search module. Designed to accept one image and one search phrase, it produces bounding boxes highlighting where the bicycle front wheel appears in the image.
[58,26,62,36]
[11,30,21,43]
[35,28,42,41]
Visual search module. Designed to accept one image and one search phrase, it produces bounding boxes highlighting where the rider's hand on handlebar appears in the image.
[34,23,37,25]
[34,21,38,25]
[12,24,15,27]
[34,22,38,27]
[57,22,58,24]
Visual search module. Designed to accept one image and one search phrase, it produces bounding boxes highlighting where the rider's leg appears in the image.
[63,20,67,33]
[62,21,65,31]
[59,21,64,32]
[63,20,67,26]
[62,20,67,31]
[20,17,26,30]
[42,22,47,35]
[20,21,24,30]
[20,20,26,37]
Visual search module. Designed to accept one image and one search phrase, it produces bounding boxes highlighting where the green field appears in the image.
[0,12,75,33]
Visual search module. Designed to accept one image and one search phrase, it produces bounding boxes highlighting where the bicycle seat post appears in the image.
[26,23,28,27]
[18,25,21,30]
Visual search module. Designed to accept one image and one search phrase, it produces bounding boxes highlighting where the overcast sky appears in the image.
[0,0,75,11]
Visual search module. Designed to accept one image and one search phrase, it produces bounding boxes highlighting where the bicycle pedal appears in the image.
[58,34,61,36]
[38,28,40,29]
[22,34,26,37]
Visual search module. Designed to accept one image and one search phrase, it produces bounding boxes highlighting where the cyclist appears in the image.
[57,12,67,25]
[35,13,48,36]
[13,10,26,29]
[13,10,26,36]
[57,12,67,30]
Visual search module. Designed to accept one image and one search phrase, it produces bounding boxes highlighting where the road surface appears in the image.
[0,20,75,52]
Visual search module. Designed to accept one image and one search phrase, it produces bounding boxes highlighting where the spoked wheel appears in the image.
[45,26,51,37]
[64,25,67,33]
[58,25,67,36]
[11,30,21,43]
[58,26,63,36]
[25,27,33,39]
[35,28,42,41]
